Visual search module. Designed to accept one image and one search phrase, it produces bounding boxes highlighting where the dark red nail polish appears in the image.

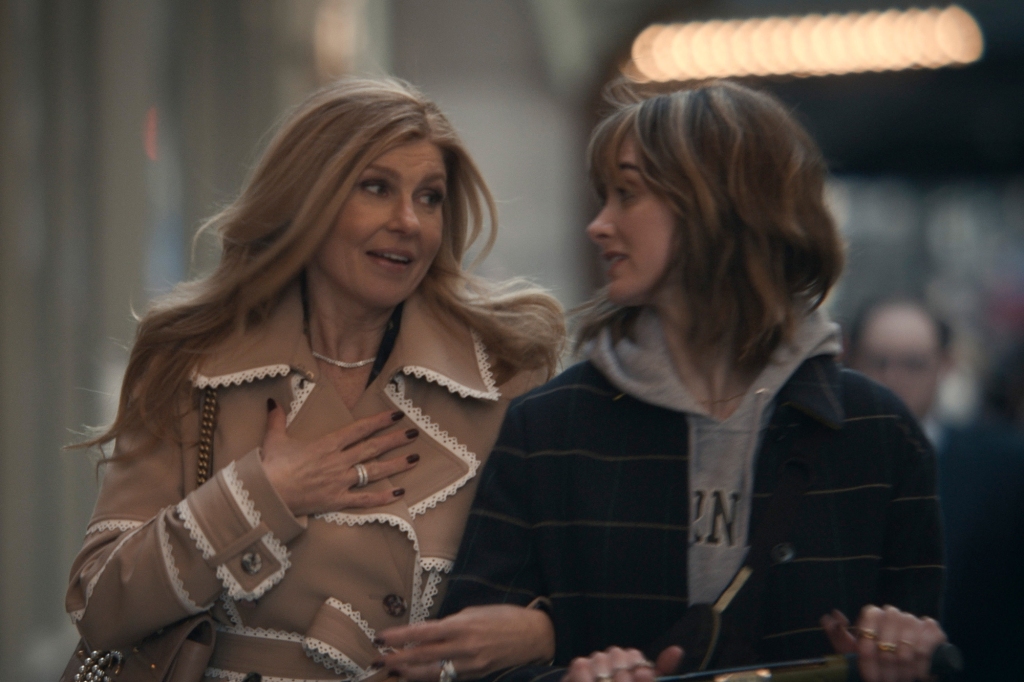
[405,428,418,439]
[370,661,385,670]
[372,637,385,646]
[392,488,405,497]
[267,398,276,412]
[391,411,404,421]
[406,454,420,464]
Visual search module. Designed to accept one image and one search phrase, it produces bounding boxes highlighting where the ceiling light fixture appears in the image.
[626,5,983,82]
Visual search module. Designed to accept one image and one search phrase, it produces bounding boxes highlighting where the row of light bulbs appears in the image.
[628,5,983,82]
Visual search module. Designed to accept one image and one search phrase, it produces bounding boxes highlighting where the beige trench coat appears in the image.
[66,286,543,681]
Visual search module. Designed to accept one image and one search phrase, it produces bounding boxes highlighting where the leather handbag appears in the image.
[59,388,221,682]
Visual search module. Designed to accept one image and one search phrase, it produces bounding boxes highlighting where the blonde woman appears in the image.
[65,78,563,681]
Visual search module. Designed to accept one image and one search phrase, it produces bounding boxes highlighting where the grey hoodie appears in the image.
[588,307,841,604]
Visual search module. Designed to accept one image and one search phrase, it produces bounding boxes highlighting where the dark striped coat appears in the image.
[440,355,943,681]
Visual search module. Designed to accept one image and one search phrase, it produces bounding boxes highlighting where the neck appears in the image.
[654,293,757,419]
[306,275,392,364]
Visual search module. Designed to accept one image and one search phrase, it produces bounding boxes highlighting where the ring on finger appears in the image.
[858,627,878,640]
[439,659,457,682]
[878,641,898,653]
[596,673,614,682]
[354,463,369,488]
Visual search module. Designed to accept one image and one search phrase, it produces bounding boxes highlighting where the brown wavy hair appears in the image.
[86,77,564,447]
[576,80,844,369]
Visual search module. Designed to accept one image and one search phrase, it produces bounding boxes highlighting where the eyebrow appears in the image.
[363,164,446,185]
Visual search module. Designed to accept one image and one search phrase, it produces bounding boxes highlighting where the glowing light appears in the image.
[627,4,983,82]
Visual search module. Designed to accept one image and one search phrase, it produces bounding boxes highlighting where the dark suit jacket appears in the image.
[440,356,943,682]
[938,422,1024,680]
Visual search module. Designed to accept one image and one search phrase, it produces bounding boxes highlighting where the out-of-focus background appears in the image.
[1,0,1022,678]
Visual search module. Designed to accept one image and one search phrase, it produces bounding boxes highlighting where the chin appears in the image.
[606,286,647,308]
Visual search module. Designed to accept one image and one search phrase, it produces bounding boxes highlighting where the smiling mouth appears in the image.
[367,250,412,265]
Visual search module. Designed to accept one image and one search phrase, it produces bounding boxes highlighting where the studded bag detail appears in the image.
[59,388,220,682]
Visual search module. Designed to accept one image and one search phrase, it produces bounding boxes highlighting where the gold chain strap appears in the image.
[197,387,218,486]
[70,387,219,681]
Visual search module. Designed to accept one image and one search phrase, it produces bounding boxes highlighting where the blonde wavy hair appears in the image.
[577,80,843,369]
[90,77,564,446]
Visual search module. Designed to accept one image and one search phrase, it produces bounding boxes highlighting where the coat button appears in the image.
[382,594,408,617]
[241,551,263,575]
[771,542,795,564]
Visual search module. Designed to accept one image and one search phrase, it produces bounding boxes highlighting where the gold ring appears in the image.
[878,641,898,653]
[859,628,878,640]
[596,674,614,682]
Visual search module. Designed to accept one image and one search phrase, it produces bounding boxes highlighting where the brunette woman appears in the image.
[381,81,946,682]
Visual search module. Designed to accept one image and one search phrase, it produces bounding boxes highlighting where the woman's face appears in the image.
[310,139,446,316]
[586,139,677,307]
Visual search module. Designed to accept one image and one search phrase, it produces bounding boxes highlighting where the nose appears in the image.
[389,195,420,233]
[586,204,613,244]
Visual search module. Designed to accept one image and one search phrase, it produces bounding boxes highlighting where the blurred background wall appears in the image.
[0,0,1021,679]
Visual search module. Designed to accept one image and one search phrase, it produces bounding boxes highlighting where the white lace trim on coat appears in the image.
[288,373,315,426]
[192,364,292,389]
[72,518,152,624]
[221,595,243,627]
[420,557,454,573]
[219,461,292,600]
[324,598,378,644]
[157,514,206,614]
[303,598,390,676]
[86,519,143,535]
[216,622,304,643]
[411,569,444,624]
[385,376,480,519]
[399,332,500,401]
[302,637,372,680]
[412,558,453,623]
[205,668,343,682]
[176,499,216,559]
[316,512,426,626]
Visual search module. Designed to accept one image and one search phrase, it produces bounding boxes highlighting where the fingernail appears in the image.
[370,661,385,670]
[391,411,404,421]
[267,398,276,412]
[372,637,386,647]
[406,454,420,464]
[405,428,418,439]
[392,488,405,497]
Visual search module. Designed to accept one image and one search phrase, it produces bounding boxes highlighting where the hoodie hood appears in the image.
[588,306,842,416]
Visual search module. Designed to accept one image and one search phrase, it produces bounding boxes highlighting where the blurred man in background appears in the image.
[847,299,952,447]
[848,298,1024,680]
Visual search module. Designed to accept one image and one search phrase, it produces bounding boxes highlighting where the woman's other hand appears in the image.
[822,605,947,682]
[378,604,556,681]
[261,400,419,516]
[562,646,683,682]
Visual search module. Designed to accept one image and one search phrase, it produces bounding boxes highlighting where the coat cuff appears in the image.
[176,448,305,600]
